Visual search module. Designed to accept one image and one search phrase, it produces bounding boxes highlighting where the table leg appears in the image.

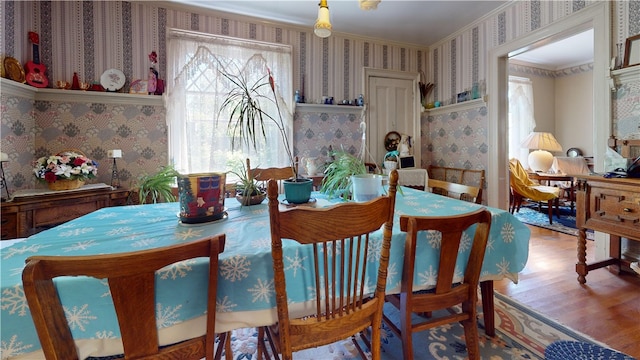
[480,280,495,337]
[576,228,588,284]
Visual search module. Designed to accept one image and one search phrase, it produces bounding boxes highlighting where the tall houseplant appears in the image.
[219,65,312,203]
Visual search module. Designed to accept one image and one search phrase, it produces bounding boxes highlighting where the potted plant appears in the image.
[134,165,179,204]
[219,65,312,203]
[227,159,266,206]
[320,150,369,200]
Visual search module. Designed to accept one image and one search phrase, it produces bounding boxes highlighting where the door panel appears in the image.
[367,75,419,167]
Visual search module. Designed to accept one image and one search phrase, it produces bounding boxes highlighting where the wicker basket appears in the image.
[47,179,85,191]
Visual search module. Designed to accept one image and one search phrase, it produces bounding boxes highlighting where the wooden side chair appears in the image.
[261,170,399,360]
[428,178,482,204]
[427,165,485,203]
[382,208,492,360]
[364,162,381,174]
[22,235,230,360]
[247,157,297,193]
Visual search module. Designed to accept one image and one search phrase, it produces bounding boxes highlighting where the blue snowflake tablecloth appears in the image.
[1,187,529,359]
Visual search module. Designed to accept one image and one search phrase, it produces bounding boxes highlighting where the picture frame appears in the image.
[457,91,469,103]
[399,156,415,169]
[623,34,640,68]
[129,79,148,94]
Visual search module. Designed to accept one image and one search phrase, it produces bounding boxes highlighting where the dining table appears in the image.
[0,186,530,359]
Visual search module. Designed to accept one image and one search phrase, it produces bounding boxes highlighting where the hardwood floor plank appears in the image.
[494,225,640,358]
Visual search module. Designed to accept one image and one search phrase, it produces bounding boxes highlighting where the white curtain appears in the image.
[165,28,293,174]
[508,76,537,168]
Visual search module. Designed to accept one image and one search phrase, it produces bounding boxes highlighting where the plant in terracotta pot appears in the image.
[219,64,312,203]
[227,160,266,206]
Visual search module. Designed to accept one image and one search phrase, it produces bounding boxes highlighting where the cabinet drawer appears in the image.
[1,213,17,239]
[33,202,100,228]
[588,187,640,235]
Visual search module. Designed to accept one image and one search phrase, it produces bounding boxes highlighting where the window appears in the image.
[166,29,293,175]
[508,76,536,168]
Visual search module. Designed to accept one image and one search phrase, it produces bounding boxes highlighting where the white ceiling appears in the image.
[168,0,509,47]
[168,0,593,68]
[510,29,594,70]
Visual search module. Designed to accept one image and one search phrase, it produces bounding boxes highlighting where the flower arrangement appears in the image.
[33,151,98,183]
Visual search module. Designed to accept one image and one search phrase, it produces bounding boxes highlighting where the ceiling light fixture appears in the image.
[314,0,332,38]
[359,0,381,10]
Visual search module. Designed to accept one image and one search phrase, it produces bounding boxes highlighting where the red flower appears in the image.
[73,157,86,166]
[267,67,275,92]
[44,172,57,183]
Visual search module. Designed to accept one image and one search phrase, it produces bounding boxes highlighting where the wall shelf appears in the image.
[295,103,366,114]
[424,97,487,116]
[0,78,164,106]
[610,65,640,89]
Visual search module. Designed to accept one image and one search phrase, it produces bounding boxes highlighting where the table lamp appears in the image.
[108,149,122,188]
[520,132,562,172]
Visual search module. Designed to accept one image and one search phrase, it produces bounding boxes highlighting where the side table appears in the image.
[1,184,132,240]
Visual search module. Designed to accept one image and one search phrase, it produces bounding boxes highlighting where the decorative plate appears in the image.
[384,131,401,151]
[4,57,26,83]
[100,68,126,91]
[566,147,582,157]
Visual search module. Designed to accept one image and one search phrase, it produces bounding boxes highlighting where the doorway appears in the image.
[487,2,610,209]
[508,28,595,170]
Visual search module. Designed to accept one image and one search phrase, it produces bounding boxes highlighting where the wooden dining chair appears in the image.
[260,170,399,360]
[247,157,297,193]
[382,208,492,360]
[428,178,482,204]
[22,235,230,360]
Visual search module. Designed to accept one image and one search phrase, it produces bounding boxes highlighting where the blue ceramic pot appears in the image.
[283,178,313,204]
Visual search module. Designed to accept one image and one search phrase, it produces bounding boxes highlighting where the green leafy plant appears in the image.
[320,150,367,200]
[219,64,300,181]
[227,160,263,197]
[135,165,179,204]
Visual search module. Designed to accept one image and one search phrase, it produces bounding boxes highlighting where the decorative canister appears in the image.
[177,172,226,224]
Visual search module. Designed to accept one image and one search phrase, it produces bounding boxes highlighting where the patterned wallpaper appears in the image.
[1,0,639,194]
[0,86,167,190]
[424,103,489,175]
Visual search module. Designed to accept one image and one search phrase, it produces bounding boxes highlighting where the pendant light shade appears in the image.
[314,0,332,38]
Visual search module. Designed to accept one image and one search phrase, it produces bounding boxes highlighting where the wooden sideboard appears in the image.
[575,175,640,284]
[1,186,132,239]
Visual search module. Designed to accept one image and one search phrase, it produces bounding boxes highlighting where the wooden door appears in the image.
[364,68,420,168]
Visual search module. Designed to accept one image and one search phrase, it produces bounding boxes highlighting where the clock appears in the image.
[566,147,582,157]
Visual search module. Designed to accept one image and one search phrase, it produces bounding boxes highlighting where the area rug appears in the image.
[512,204,578,236]
[219,291,613,360]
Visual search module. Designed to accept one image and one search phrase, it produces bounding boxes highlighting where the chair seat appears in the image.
[531,185,561,197]
[544,340,635,360]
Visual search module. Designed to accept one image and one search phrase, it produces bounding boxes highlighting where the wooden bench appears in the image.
[428,165,485,204]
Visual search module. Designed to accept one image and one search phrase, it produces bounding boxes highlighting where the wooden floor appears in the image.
[493,225,640,358]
